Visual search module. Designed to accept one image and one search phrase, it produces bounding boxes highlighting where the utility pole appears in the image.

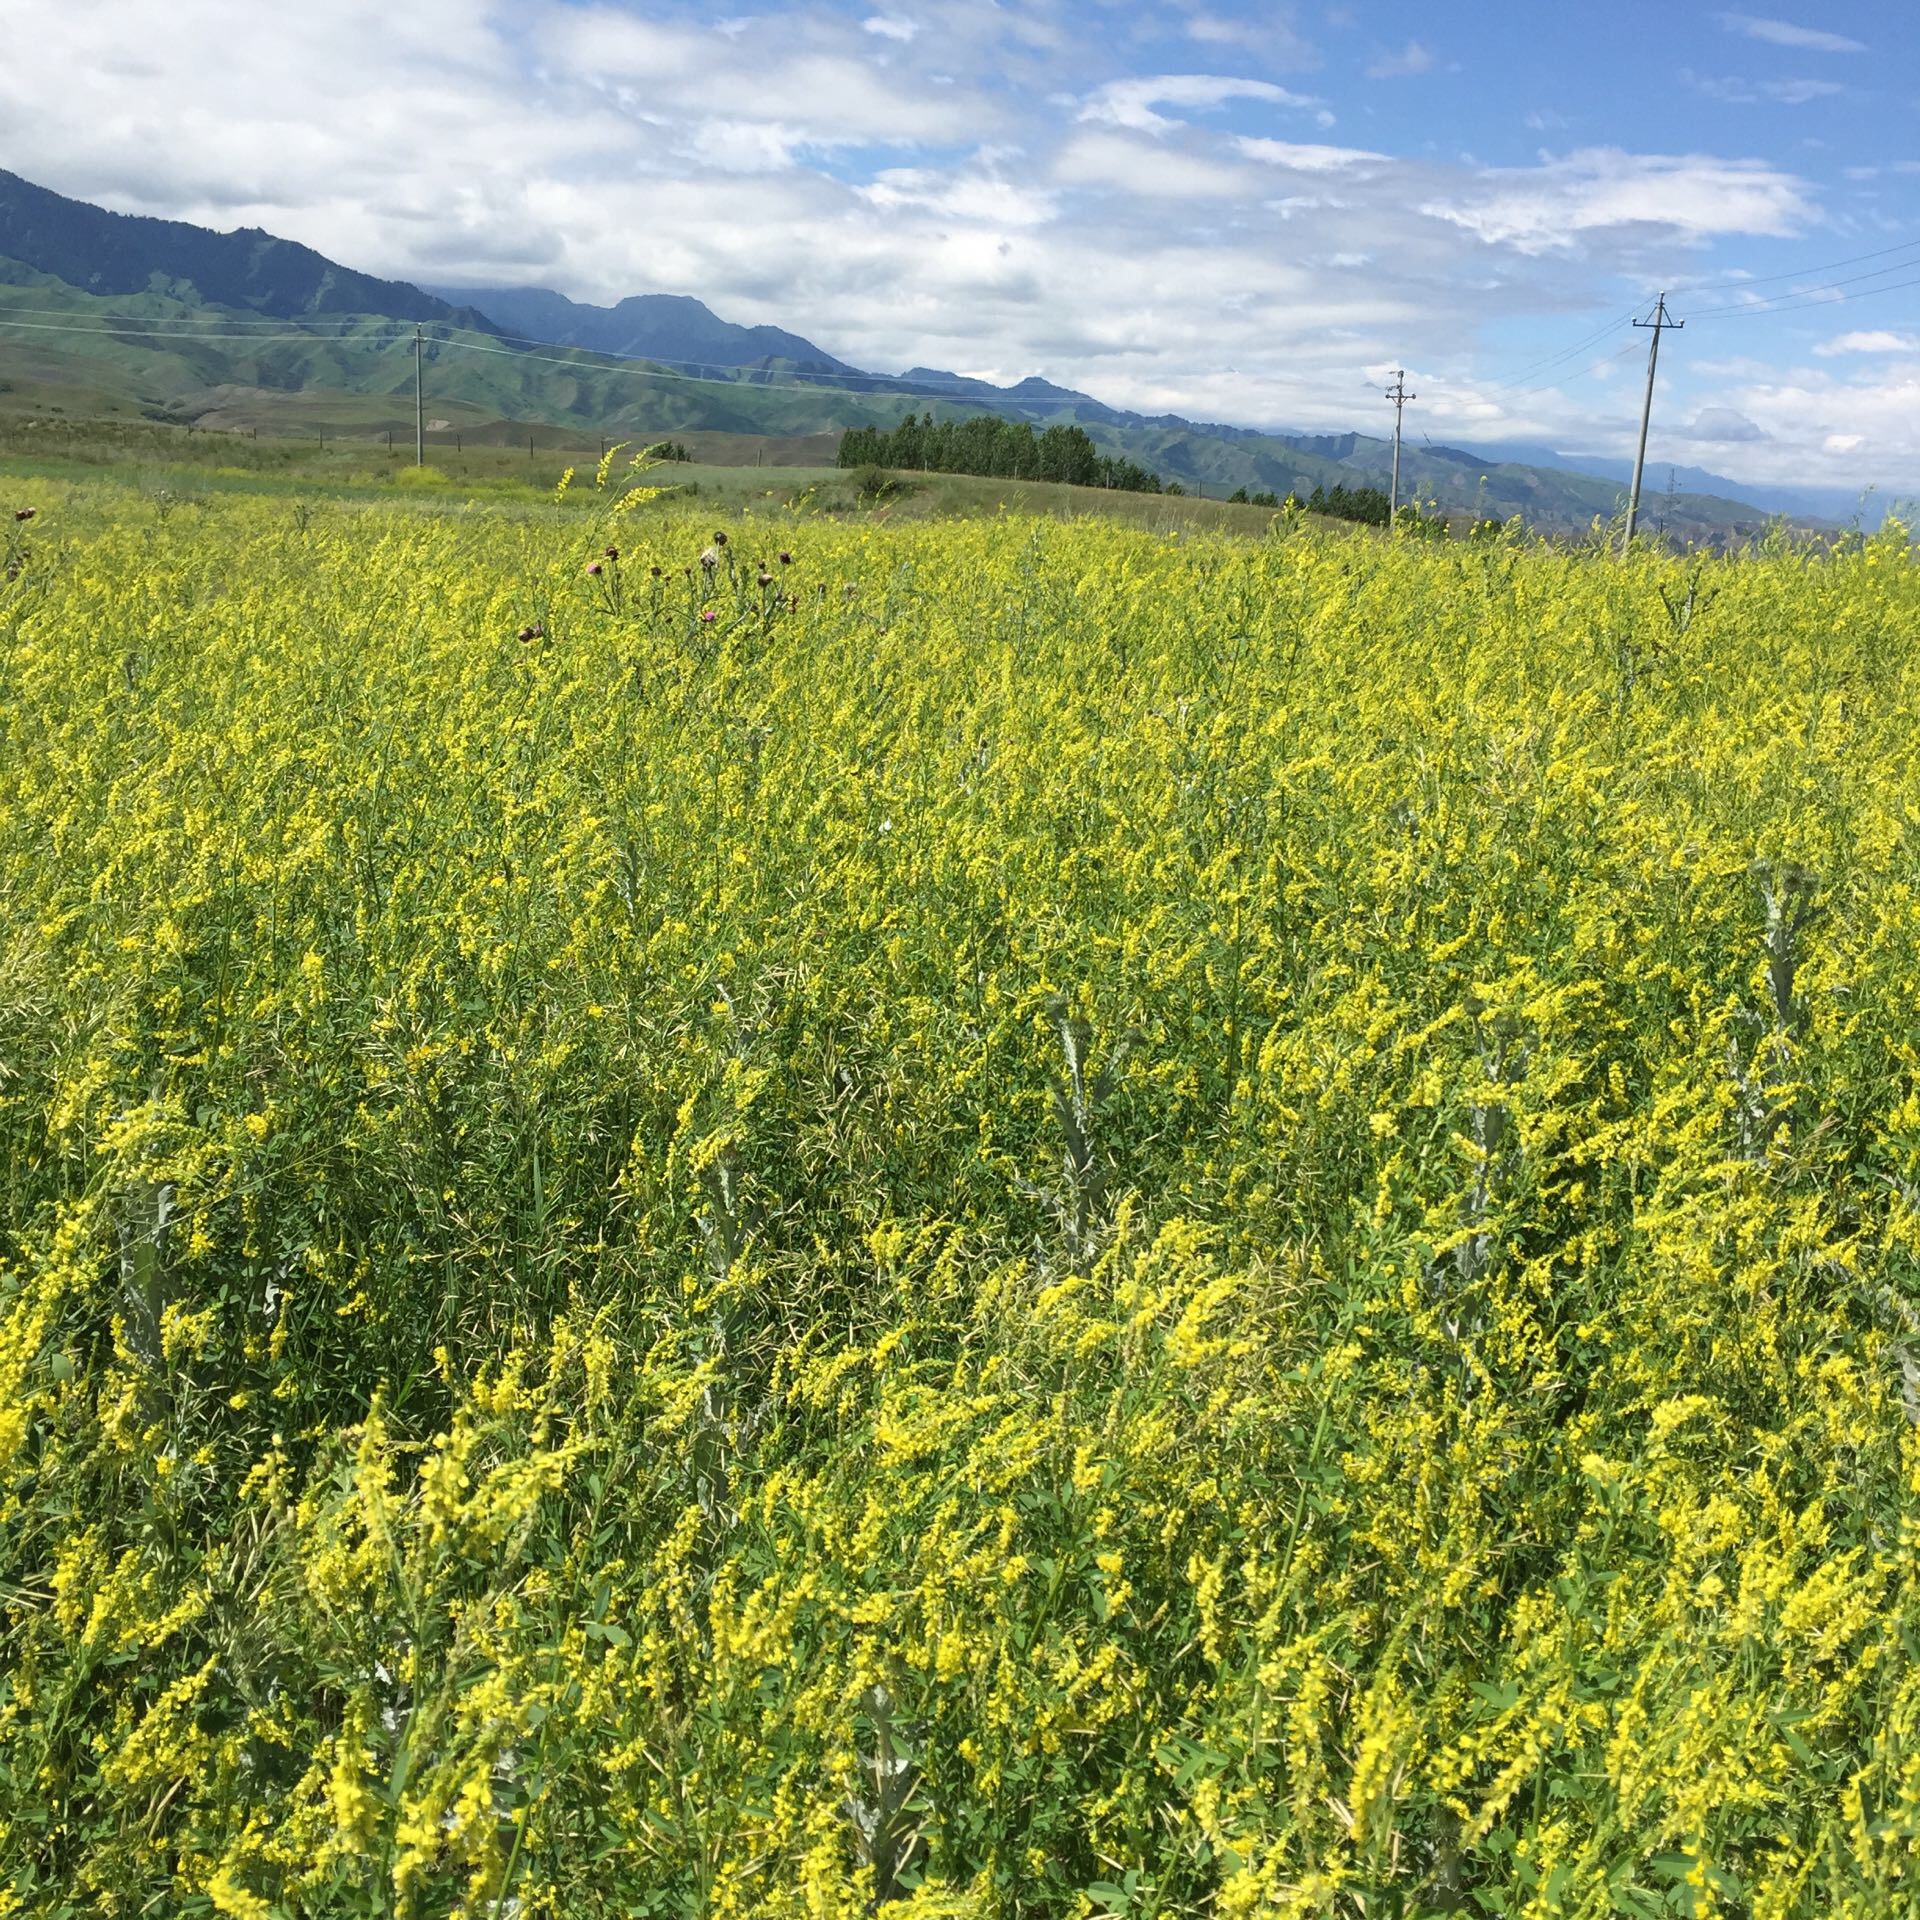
[1624,293,1683,552]
[413,326,425,467]
[1384,370,1416,531]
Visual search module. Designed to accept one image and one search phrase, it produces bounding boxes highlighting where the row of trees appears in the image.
[1300,482,1392,526]
[838,415,1423,528]
[838,414,1165,494]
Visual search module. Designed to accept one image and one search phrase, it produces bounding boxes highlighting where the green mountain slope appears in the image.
[0,168,492,327]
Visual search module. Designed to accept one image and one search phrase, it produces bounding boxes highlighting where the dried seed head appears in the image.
[712,529,729,546]
[13,507,35,522]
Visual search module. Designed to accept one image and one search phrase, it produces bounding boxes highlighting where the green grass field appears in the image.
[0,412,1306,533]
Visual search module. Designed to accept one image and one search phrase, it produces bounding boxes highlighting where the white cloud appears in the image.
[1366,40,1435,79]
[861,168,1056,226]
[1236,137,1388,173]
[862,14,919,42]
[1055,130,1251,198]
[1422,148,1813,254]
[1684,406,1768,442]
[1181,9,1318,66]
[1816,330,1920,356]
[1716,13,1867,54]
[1689,73,1843,105]
[1077,73,1325,134]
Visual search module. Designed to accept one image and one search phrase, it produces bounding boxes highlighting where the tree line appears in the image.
[1300,482,1391,526]
[837,414,1411,527]
[838,414,1165,494]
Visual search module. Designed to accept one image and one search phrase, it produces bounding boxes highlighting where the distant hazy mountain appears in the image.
[1458,441,1889,528]
[432,285,861,375]
[0,168,493,328]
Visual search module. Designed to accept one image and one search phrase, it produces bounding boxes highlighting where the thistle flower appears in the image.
[757,568,773,588]
[604,545,620,561]
[586,562,604,577]
[778,550,792,566]
[649,564,663,578]
[700,608,717,623]
[712,529,729,547]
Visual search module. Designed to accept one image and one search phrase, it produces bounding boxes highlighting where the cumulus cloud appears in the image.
[862,14,920,41]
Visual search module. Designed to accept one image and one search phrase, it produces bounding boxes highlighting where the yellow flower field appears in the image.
[3,480,1920,1917]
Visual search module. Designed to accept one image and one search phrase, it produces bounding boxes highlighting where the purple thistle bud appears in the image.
[586,562,603,576]
[604,545,620,561]
[649,564,663,578]
[778,550,792,565]
[700,608,717,623]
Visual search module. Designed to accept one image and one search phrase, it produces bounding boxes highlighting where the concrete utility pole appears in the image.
[413,326,425,467]
[1624,294,1683,552]
[1384,370,1416,531]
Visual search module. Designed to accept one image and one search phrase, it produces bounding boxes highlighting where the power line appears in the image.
[1384,369,1415,528]
[0,296,940,399]
[0,311,896,404]
[1666,234,1920,301]
[1687,252,1920,318]
[0,299,408,333]
[1624,293,1683,553]
[1486,313,1636,392]
[0,315,355,344]
[0,306,1022,404]
[1505,335,1644,401]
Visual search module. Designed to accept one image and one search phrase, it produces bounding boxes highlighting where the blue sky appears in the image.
[6,1,1920,489]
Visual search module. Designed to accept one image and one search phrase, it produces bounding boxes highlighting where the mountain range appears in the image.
[0,165,1838,535]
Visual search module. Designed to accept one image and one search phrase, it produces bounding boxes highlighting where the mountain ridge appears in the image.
[426,283,862,375]
[0,167,498,332]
